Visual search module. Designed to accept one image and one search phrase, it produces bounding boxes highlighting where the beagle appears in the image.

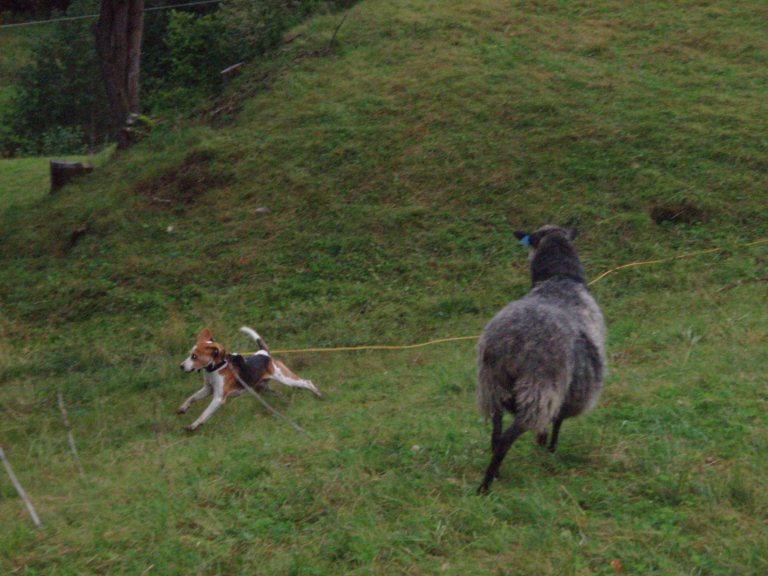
[178,326,321,431]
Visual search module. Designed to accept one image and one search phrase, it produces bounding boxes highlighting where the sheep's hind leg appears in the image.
[478,419,527,494]
[548,416,564,453]
[491,410,503,452]
[490,410,505,479]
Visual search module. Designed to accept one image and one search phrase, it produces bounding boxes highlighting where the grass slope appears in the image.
[0,153,106,207]
[1,1,767,574]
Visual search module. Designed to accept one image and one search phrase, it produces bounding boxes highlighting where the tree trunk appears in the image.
[94,0,144,150]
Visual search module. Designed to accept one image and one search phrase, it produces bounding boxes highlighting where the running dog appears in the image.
[178,326,321,431]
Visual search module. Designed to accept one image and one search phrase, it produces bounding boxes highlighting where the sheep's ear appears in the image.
[514,230,531,246]
[567,227,579,241]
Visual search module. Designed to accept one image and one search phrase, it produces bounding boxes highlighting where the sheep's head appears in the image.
[514,225,577,251]
[514,225,585,283]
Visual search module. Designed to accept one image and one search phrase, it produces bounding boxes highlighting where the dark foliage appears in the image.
[1,0,359,155]
[1,1,111,155]
[0,0,70,15]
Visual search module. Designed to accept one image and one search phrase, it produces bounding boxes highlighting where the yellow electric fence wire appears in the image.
[269,237,768,355]
[588,237,768,286]
[270,335,479,355]
[586,247,721,286]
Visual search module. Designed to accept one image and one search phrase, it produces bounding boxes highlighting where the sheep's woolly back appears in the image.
[476,225,606,430]
[476,298,577,430]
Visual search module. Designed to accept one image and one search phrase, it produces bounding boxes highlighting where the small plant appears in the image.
[683,326,703,365]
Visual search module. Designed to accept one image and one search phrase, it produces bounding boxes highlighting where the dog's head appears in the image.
[180,328,227,373]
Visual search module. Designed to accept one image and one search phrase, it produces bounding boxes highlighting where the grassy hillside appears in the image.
[0,153,107,207]
[1,1,767,574]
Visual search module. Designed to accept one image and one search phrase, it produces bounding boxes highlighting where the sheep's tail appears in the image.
[476,362,501,420]
[476,367,564,433]
[512,376,564,433]
[240,326,269,352]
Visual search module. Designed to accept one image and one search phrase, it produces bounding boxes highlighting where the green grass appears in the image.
[0,153,107,208]
[1,0,767,574]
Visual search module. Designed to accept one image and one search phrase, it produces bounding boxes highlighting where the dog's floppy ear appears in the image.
[198,328,213,342]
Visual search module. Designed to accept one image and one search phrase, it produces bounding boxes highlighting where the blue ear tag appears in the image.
[519,235,530,247]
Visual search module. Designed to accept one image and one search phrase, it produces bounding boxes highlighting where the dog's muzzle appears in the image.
[180,358,196,372]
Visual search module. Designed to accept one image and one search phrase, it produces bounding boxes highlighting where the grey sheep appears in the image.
[476,225,606,493]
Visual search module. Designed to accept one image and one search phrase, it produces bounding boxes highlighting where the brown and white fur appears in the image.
[178,326,321,431]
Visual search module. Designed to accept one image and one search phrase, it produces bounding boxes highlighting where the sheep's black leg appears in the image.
[490,410,505,479]
[536,432,548,447]
[548,416,564,453]
[491,410,503,452]
[478,419,526,494]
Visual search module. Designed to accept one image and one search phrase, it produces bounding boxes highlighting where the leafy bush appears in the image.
[0,0,359,155]
[218,0,297,61]
[38,125,88,155]
[164,10,230,91]
[220,0,353,60]
[144,1,347,113]
[0,0,71,16]
[142,10,227,112]
[0,0,110,156]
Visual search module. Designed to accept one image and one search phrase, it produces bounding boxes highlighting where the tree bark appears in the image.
[94,0,144,150]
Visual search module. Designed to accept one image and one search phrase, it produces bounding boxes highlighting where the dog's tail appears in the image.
[240,326,270,352]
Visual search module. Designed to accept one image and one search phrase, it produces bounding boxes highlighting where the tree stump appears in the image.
[50,161,93,194]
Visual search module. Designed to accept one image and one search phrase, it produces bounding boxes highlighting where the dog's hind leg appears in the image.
[225,389,247,400]
[271,360,322,397]
[177,385,212,414]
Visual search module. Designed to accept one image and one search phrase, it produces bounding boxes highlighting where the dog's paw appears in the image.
[185,424,198,432]
[176,406,188,414]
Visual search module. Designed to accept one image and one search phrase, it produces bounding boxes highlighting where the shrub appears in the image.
[220,1,354,60]
[0,0,360,154]
[145,2,336,113]
[218,0,296,61]
[164,10,230,91]
[0,0,111,155]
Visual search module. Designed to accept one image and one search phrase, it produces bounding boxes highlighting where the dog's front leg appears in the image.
[177,385,212,414]
[186,392,224,431]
